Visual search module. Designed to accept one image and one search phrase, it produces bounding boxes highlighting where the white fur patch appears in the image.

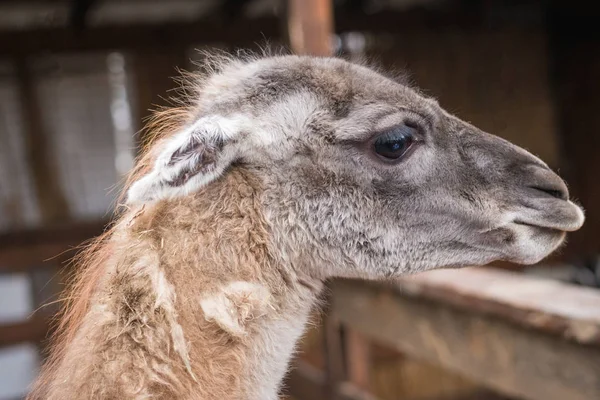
[127,115,246,205]
[132,255,196,381]
[200,281,271,337]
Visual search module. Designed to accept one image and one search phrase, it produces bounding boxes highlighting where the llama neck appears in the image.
[123,173,324,399]
[239,281,322,399]
[33,168,323,400]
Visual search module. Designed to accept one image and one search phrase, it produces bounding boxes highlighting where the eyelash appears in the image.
[370,123,420,163]
[336,115,428,160]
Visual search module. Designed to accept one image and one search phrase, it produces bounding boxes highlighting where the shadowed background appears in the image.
[0,1,599,399]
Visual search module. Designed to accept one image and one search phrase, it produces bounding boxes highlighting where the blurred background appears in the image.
[0,0,599,399]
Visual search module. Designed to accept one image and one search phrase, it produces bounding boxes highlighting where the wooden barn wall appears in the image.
[370,28,559,168]
[0,53,140,233]
[34,54,120,221]
[0,63,40,231]
[549,9,600,260]
[132,48,189,147]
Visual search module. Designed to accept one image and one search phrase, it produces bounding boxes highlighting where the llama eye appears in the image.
[372,125,417,161]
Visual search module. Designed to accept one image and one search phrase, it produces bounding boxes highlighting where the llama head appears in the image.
[127,54,584,279]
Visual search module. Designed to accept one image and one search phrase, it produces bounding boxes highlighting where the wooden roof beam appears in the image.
[0,17,281,55]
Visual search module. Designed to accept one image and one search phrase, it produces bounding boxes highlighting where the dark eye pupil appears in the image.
[373,126,415,160]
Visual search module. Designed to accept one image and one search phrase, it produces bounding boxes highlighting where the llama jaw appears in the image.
[492,202,583,265]
[506,225,567,265]
[469,197,584,266]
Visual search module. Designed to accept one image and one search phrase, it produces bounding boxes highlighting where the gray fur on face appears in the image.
[130,54,584,279]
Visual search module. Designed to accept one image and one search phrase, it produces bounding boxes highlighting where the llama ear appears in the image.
[127,116,240,204]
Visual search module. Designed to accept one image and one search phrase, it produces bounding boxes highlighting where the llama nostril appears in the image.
[529,175,569,201]
[525,164,569,201]
[531,186,568,200]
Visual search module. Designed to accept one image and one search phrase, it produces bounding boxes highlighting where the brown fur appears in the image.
[29,79,194,400]
[30,167,308,399]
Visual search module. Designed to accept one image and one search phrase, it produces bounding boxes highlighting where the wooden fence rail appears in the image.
[287,267,600,400]
[0,221,107,348]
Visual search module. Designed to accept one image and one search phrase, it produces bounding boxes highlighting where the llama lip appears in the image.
[513,220,542,228]
[513,200,584,232]
[513,220,567,233]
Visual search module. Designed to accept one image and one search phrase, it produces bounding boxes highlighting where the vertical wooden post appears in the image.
[322,310,345,400]
[345,329,371,390]
[15,57,70,224]
[287,0,334,56]
[132,49,187,151]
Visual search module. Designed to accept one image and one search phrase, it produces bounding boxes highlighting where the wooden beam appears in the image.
[287,0,334,56]
[398,267,600,345]
[0,317,50,348]
[286,360,328,400]
[331,272,600,400]
[132,48,188,148]
[323,312,345,400]
[344,328,371,391]
[0,17,281,55]
[15,57,70,224]
[285,360,381,400]
[0,241,78,272]
[0,1,66,3]
[0,220,106,271]
[0,8,488,56]
[69,0,97,30]
[0,220,107,249]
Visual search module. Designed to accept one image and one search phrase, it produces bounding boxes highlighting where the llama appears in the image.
[29,53,584,400]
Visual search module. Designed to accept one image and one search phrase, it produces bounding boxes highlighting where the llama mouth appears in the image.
[513,200,585,233]
[513,220,560,230]
[513,219,576,233]
[502,222,568,265]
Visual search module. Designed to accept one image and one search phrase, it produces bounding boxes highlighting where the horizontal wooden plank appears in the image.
[0,8,492,56]
[285,360,328,400]
[0,317,50,348]
[0,220,107,272]
[0,242,76,272]
[0,17,281,55]
[332,278,600,400]
[286,358,497,400]
[0,220,107,249]
[285,360,380,400]
[398,267,600,345]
